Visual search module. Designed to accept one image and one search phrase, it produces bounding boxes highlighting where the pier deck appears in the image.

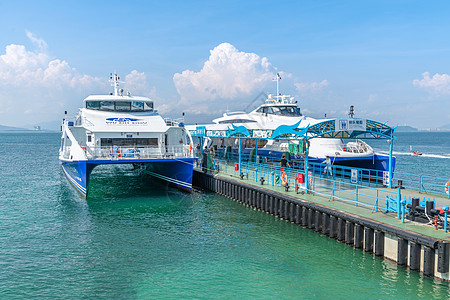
[197,164,450,241]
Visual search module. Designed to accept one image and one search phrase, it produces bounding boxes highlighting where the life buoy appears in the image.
[281,172,288,186]
[445,181,449,195]
[264,157,268,163]
[82,146,87,154]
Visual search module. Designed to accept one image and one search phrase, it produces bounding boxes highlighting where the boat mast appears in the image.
[274,73,281,98]
[109,73,121,96]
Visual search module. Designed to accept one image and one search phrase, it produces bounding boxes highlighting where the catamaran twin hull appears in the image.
[61,158,194,197]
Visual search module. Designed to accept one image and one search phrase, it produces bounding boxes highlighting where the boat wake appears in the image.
[378,151,450,159]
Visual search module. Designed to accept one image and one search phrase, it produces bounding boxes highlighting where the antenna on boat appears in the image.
[273,73,282,97]
[109,73,124,96]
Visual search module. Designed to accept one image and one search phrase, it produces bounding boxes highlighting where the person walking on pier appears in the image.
[280,154,290,168]
[323,155,333,176]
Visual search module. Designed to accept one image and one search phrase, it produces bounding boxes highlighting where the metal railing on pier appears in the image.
[197,149,450,199]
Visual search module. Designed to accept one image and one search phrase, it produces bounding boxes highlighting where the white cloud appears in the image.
[124,70,155,97]
[294,80,329,94]
[0,32,152,126]
[413,72,450,96]
[173,43,275,109]
[26,31,48,51]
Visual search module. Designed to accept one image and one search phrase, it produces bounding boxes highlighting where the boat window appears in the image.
[115,101,131,111]
[86,101,100,109]
[144,101,153,111]
[101,138,158,147]
[218,119,257,124]
[86,100,154,112]
[131,101,144,111]
[100,101,115,111]
[265,106,301,116]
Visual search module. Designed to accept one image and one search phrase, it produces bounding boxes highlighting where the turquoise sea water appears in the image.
[1,132,450,299]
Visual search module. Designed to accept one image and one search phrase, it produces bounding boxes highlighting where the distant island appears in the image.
[396,125,418,132]
[0,124,30,131]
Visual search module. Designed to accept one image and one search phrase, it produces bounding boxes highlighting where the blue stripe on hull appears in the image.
[60,161,96,197]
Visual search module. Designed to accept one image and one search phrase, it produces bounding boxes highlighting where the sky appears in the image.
[1,0,450,129]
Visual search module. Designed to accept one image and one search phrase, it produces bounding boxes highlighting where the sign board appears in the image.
[196,126,206,137]
[336,119,366,132]
[351,169,358,184]
[383,171,390,186]
[252,129,273,139]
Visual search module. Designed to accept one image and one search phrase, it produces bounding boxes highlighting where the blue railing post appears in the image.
[271,171,274,186]
[356,185,359,207]
[376,190,379,212]
[388,133,394,188]
[332,181,335,201]
[397,188,401,219]
[255,168,258,182]
[401,200,406,223]
[419,176,423,193]
[238,137,241,174]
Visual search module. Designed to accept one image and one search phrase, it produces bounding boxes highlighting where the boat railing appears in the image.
[339,139,371,154]
[164,117,185,126]
[84,145,192,160]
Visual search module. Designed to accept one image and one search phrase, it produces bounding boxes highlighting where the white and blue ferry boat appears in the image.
[191,74,395,173]
[59,73,194,197]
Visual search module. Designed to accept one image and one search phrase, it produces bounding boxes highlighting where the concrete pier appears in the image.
[193,170,450,281]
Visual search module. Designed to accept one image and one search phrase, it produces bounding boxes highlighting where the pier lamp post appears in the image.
[304,137,309,193]
[388,132,394,188]
[238,136,242,173]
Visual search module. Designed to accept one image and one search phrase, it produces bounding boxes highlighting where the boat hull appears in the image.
[60,158,194,197]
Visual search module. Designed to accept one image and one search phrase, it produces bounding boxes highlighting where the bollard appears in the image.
[354,224,363,249]
[423,246,435,277]
[397,238,408,266]
[345,221,355,245]
[322,214,330,236]
[374,231,385,257]
[364,227,374,253]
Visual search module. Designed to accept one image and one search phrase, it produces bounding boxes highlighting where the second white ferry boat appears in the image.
[59,73,194,197]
